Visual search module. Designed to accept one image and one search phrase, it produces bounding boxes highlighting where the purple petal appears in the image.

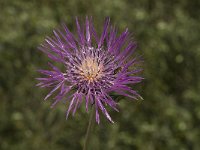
[85,16,91,46]
[76,17,85,46]
[44,81,63,100]
[96,98,114,123]
[98,17,110,48]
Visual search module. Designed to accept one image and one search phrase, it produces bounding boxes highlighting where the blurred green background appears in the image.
[0,0,200,150]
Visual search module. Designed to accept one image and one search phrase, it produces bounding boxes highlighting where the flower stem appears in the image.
[83,106,95,150]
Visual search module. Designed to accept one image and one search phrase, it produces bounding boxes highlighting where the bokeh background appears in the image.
[0,0,200,150]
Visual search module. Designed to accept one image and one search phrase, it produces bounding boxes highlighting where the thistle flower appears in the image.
[37,17,143,124]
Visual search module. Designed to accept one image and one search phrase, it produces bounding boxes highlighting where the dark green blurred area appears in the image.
[0,0,200,149]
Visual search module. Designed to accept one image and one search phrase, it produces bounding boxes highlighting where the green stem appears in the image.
[83,106,95,150]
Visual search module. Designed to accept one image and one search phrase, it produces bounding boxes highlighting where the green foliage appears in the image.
[0,0,200,149]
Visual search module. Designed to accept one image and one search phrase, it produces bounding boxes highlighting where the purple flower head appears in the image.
[37,17,143,124]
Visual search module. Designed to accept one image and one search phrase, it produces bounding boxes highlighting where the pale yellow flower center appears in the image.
[79,57,103,82]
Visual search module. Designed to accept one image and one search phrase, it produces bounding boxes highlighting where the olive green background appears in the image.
[0,0,200,150]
